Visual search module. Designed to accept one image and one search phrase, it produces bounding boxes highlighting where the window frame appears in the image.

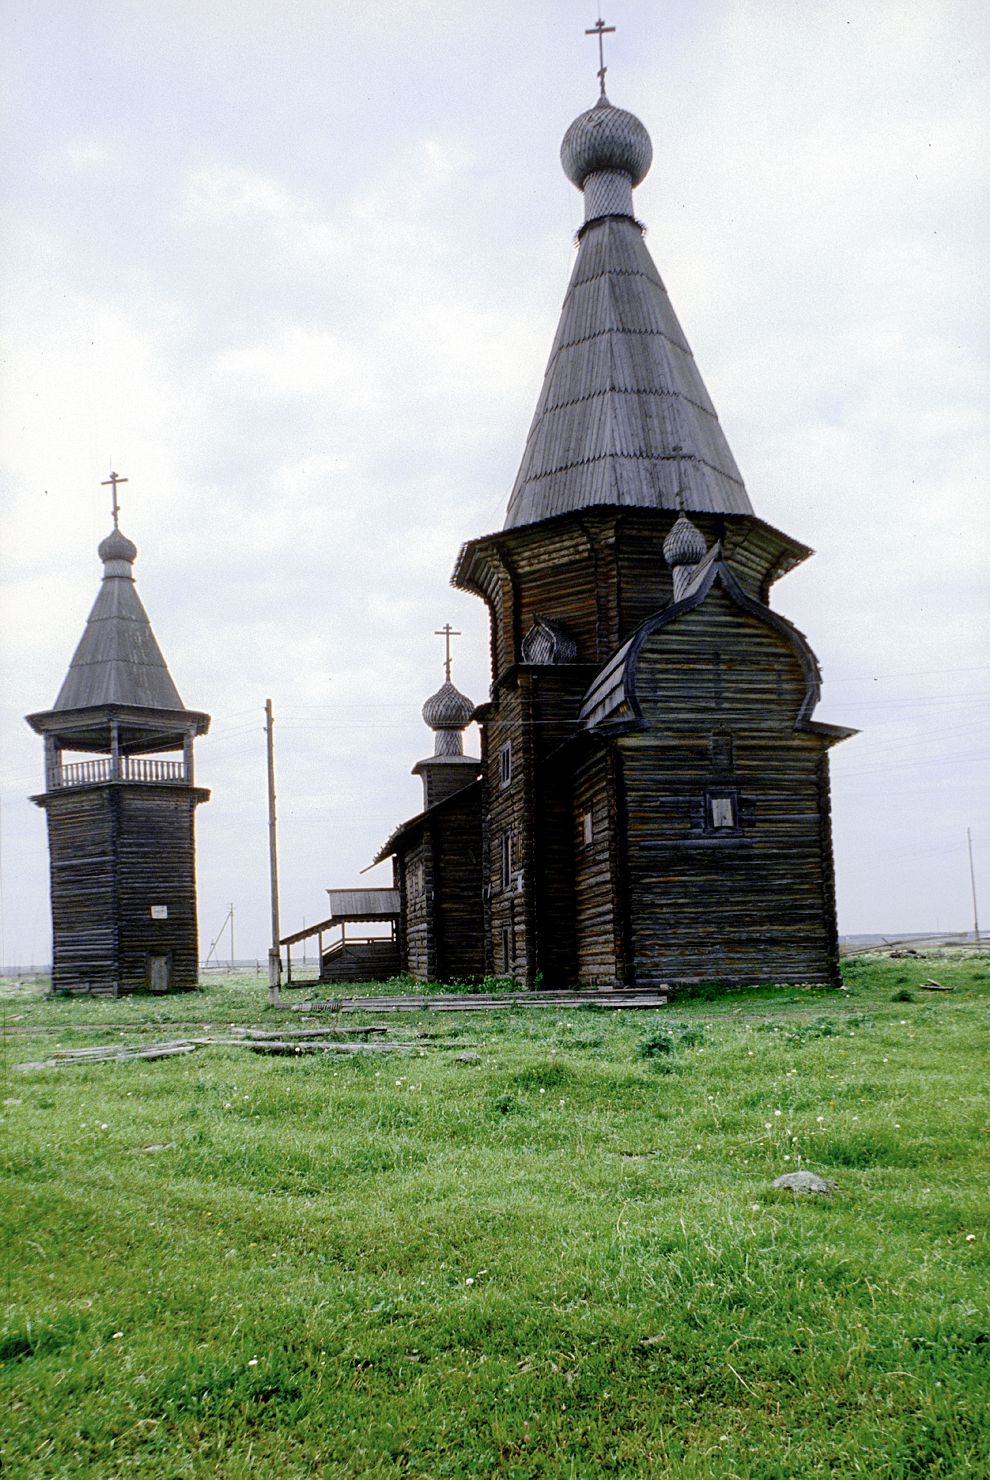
[500,829,513,891]
[498,742,512,790]
[705,786,740,833]
[501,924,513,973]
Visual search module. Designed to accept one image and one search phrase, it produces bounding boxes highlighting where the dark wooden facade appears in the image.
[454,515,851,990]
[37,775,208,994]
[352,88,854,994]
[378,780,484,984]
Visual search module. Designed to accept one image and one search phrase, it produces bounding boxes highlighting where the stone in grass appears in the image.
[454,1051,482,1063]
[772,1170,838,1195]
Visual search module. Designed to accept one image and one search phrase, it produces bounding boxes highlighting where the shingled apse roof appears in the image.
[503,95,752,530]
[52,528,186,713]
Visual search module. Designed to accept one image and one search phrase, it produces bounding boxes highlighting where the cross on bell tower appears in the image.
[101,470,128,530]
[585,16,616,96]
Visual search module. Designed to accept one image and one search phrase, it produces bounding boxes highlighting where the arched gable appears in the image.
[580,560,853,742]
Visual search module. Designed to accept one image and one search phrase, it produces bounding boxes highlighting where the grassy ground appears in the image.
[2,959,987,1478]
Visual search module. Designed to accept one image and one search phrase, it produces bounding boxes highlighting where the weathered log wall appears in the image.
[42,782,205,994]
[620,588,840,985]
[394,787,484,983]
[433,795,485,982]
[457,506,842,991]
[400,837,434,981]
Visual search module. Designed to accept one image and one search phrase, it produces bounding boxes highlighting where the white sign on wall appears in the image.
[150,905,168,920]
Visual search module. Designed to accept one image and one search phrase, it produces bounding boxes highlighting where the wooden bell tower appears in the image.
[26,476,210,995]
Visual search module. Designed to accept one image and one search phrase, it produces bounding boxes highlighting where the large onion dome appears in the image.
[561,94,653,191]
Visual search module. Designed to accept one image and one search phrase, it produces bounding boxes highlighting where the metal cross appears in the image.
[435,624,461,683]
[101,470,128,529]
[585,17,616,96]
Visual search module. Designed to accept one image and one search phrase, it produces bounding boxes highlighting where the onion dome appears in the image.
[663,514,707,569]
[561,94,653,191]
[98,527,138,567]
[422,680,474,730]
[422,680,474,756]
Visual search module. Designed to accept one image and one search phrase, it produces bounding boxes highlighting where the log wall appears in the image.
[433,795,485,983]
[571,749,621,986]
[42,782,205,994]
[401,837,435,981]
[457,506,841,991]
[620,587,840,985]
[395,787,484,983]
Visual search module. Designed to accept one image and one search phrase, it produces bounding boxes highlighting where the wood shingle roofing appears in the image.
[503,213,752,529]
[51,531,186,713]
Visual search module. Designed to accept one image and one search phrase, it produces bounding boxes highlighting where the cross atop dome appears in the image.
[584,17,616,97]
[434,623,461,684]
[101,469,128,530]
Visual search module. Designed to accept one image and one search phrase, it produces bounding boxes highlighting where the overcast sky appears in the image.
[1,0,987,968]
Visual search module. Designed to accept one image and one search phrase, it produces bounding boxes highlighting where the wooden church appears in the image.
[26,481,210,995]
[371,76,854,990]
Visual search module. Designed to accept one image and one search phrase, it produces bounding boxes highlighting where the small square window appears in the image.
[582,808,594,847]
[709,793,737,830]
[498,742,512,789]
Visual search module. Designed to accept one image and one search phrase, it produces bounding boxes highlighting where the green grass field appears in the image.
[2,958,987,1478]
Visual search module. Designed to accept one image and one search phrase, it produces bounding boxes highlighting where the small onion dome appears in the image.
[98,527,138,565]
[663,513,707,569]
[422,680,474,732]
[560,94,653,191]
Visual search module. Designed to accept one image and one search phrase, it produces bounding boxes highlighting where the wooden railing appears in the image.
[51,756,188,789]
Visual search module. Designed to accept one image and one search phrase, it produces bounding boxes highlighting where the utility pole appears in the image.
[266,699,282,1004]
[967,828,980,946]
[229,903,235,971]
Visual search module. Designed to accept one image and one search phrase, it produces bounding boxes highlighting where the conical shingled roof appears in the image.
[52,530,186,713]
[503,100,751,530]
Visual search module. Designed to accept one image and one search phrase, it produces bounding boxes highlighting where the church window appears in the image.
[500,830,513,891]
[707,789,738,831]
[582,808,594,847]
[501,925,513,972]
[499,742,512,789]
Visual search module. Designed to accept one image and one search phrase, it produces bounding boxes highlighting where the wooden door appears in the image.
[148,955,171,993]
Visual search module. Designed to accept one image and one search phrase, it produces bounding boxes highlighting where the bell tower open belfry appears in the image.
[26,474,210,995]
